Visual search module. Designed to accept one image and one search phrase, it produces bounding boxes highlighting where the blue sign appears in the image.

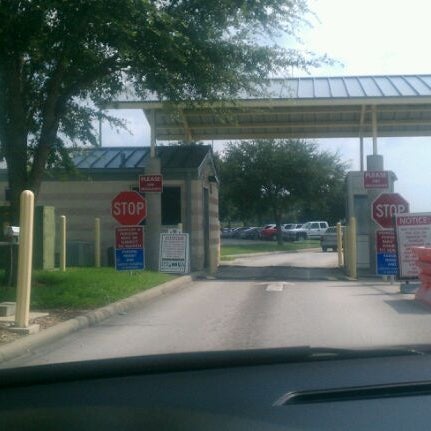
[377,252,398,275]
[115,248,145,271]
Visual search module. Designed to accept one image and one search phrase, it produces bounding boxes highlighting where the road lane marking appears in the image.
[266,283,284,292]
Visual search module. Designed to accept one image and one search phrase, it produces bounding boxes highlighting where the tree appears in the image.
[219,139,348,243]
[299,150,348,224]
[0,0,319,223]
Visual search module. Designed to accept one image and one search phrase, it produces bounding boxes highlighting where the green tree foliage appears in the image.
[0,0,318,221]
[219,139,348,242]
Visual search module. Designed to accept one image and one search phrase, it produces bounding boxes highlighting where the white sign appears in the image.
[395,213,431,278]
[159,233,190,273]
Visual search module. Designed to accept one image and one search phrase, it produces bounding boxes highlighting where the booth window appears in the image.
[162,187,181,225]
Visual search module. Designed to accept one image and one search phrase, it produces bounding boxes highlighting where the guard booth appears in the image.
[345,156,397,274]
[0,145,220,273]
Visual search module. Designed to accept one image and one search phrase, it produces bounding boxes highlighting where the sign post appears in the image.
[112,191,146,226]
[376,229,398,275]
[371,193,409,229]
[112,191,147,271]
[139,174,163,193]
[364,171,389,189]
[115,226,145,271]
[159,233,190,273]
[395,213,431,278]
[371,192,409,277]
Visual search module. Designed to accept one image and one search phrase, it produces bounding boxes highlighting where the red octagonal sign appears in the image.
[371,192,409,229]
[112,191,147,225]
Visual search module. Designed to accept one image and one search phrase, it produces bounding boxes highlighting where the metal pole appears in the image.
[15,190,34,328]
[359,105,365,171]
[94,217,101,268]
[145,110,162,270]
[372,105,378,155]
[360,136,364,172]
[60,215,66,272]
[150,110,156,159]
[98,112,103,147]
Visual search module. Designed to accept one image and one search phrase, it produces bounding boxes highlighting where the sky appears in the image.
[101,0,431,212]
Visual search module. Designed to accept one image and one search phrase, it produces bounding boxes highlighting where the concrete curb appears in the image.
[221,248,322,263]
[0,274,197,364]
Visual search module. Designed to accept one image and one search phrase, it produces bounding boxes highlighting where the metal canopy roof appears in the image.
[107,74,431,141]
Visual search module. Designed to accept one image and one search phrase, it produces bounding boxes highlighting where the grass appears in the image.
[0,268,175,310]
[0,242,318,308]
[221,240,320,259]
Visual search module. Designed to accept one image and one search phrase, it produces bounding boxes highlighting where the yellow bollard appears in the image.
[60,215,66,272]
[348,217,357,279]
[336,222,343,268]
[15,190,34,328]
[94,217,101,268]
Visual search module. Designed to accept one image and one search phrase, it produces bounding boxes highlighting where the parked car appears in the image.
[320,226,344,252]
[220,227,234,238]
[286,221,329,241]
[240,227,262,240]
[231,226,250,238]
[282,223,303,241]
[259,224,277,240]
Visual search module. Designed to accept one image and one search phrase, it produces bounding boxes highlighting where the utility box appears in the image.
[66,241,94,267]
[0,205,56,272]
[0,206,14,275]
[345,170,397,272]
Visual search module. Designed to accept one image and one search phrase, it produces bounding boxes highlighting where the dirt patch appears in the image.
[0,309,85,345]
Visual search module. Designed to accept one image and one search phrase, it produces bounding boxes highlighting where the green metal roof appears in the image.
[71,144,212,171]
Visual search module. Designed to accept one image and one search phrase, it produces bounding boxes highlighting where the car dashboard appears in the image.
[2,346,431,430]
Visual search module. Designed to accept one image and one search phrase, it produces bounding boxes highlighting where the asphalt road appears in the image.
[223,248,338,267]
[4,251,431,368]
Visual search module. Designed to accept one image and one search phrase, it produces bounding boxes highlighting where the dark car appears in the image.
[240,227,261,240]
[231,227,250,238]
[220,227,234,238]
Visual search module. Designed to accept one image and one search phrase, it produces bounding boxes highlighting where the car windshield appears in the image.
[1,0,431,371]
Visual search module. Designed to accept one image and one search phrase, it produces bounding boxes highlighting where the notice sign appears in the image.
[364,171,389,189]
[376,230,398,275]
[116,226,144,249]
[159,233,190,273]
[139,175,163,193]
[115,226,145,271]
[395,213,431,278]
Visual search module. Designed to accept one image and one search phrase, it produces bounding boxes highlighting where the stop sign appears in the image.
[112,191,147,225]
[372,193,409,229]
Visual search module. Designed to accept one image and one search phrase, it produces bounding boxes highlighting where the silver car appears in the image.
[320,226,343,252]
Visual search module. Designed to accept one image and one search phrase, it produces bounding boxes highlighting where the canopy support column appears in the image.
[372,105,378,155]
[149,109,156,158]
[145,109,161,270]
[180,109,193,142]
[359,105,366,171]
